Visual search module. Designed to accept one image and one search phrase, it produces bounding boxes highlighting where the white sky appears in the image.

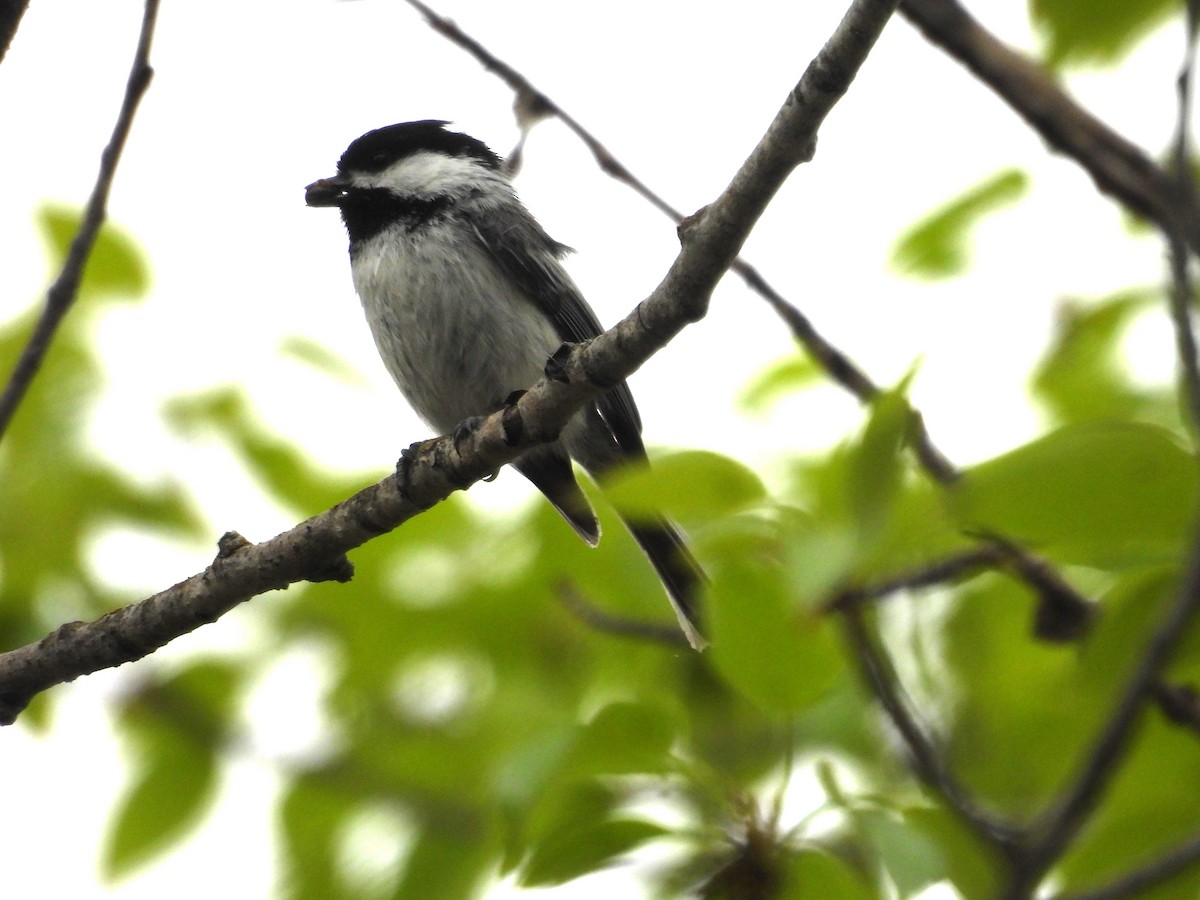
[0,0,1188,897]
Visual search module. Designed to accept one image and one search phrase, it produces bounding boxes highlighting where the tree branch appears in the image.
[0,0,30,65]
[900,0,1200,256]
[1012,514,1200,893]
[840,603,1022,856]
[0,0,903,724]
[0,0,159,443]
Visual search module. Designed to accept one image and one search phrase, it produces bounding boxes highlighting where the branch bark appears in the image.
[900,0,1200,255]
[0,0,903,725]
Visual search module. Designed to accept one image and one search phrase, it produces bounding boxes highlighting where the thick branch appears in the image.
[900,0,1200,255]
[0,0,159,442]
[0,0,903,724]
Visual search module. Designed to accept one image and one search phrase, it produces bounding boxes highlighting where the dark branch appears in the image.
[900,0,1200,255]
[0,0,30,65]
[0,0,903,724]
[1166,5,1200,435]
[557,583,690,647]
[0,0,159,443]
[828,545,1005,610]
[1017,515,1200,890]
[840,604,1022,856]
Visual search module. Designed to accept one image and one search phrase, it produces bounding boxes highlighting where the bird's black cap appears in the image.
[337,120,502,174]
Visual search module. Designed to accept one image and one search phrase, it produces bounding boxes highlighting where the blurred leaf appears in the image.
[280,335,366,384]
[954,421,1197,566]
[102,717,218,879]
[1031,0,1177,68]
[395,817,493,900]
[606,450,765,522]
[739,352,823,414]
[565,701,677,776]
[854,808,944,896]
[943,575,1111,814]
[279,775,351,900]
[892,169,1029,279]
[783,848,874,899]
[165,387,367,512]
[37,204,150,301]
[846,373,914,538]
[0,214,199,651]
[522,817,668,887]
[1032,291,1169,426]
[709,554,844,713]
[906,806,1003,899]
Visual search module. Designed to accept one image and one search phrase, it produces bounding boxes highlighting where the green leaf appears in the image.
[279,335,366,384]
[892,169,1029,279]
[394,818,492,900]
[521,817,667,887]
[564,701,677,776]
[279,775,351,900]
[854,809,945,896]
[1032,290,1168,426]
[954,421,1198,566]
[906,806,1003,899]
[783,849,873,899]
[709,555,844,713]
[1031,0,1177,68]
[606,450,766,521]
[102,721,218,879]
[846,374,914,537]
[36,204,150,301]
[739,352,823,414]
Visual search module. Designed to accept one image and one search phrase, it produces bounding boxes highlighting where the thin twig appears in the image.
[1053,832,1200,900]
[557,583,690,648]
[828,545,1005,610]
[1014,13,1200,891]
[1166,3,1200,435]
[0,0,159,442]
[840,604,1023,856]
[900,0,1200,255]
[0,0,905,724]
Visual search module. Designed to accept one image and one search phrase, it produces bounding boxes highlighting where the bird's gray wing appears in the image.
[469,208,645,458]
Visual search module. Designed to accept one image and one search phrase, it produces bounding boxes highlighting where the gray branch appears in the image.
[0,0,903,725]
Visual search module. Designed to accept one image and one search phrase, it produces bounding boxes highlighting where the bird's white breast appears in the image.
[351,221,561,435]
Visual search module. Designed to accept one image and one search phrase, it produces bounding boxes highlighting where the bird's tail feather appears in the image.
[626,518,708,651]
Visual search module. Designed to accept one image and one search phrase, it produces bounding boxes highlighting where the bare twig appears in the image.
[1053,832,1200,900]
[0,0,904,724]
[0,0,159,443]
[828,545,1005,610]
[840,604,1022,856]
[557,583,690,648]
[900,0,1200,255]
[1166,3,1200,435]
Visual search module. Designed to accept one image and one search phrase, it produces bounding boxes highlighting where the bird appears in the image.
[305,119,705,650]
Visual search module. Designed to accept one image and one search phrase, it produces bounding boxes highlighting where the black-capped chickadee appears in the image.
[305,120,705,650]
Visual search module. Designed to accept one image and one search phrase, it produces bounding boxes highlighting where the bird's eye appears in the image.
[371,151,390,167]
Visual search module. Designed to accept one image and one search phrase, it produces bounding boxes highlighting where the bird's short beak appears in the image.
[305,176,349,207]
